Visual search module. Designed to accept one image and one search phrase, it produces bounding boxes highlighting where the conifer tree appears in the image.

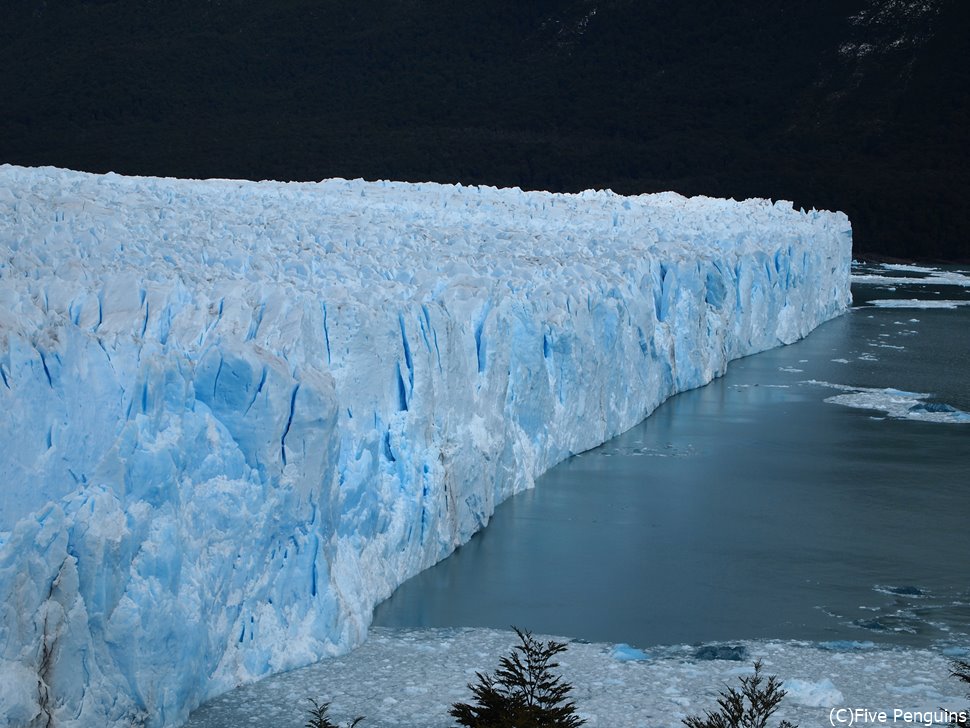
[951,660,970,727]
[683,660,796,728]
[305,698,364,728]
[450,627,585,728]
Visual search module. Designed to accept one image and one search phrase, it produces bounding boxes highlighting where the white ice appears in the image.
[881,263,944,274]
[0,165,851,727]
[183,627,967,728]
[851,273,970,286]
[851,263,970,287]
[806,381,970,424]
[868,299,970,309]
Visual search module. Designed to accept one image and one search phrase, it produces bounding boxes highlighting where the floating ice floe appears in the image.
[731,383,791,388]
[804,381,970,423]
[851,263,970,288]
[875,585,927,598]
[867,299,970,309]
[598,443,697,458]
[881,264,938,273]
[851,273,970,287]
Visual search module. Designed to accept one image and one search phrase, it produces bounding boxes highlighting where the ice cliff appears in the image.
[0,165,851,727]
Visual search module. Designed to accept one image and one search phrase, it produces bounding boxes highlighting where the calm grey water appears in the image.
[373,266,970,649]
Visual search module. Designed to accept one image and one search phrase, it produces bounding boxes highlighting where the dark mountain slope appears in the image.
[2,0,967,259]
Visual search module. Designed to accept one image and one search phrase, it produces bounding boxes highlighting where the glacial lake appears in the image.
[373,264,970,650]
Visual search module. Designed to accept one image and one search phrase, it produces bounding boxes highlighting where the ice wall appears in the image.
[0,165,851,727]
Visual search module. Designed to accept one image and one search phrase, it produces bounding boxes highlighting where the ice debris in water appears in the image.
[806,381,970,424]
[868,299,970,309]
[183,628,965,728]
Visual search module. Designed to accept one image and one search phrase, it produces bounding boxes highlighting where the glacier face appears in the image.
[0,165,851,727]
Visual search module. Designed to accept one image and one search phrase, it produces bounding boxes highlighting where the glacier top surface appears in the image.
[0,165,846,315]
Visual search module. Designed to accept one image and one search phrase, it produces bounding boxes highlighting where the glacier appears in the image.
[0,164,851,727]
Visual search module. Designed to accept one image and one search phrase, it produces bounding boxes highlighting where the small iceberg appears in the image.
[610,643,650,662]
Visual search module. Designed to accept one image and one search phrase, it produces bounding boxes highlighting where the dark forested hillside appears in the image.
[2,0,968,259]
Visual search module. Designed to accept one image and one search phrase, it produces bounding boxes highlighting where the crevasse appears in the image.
[0,165,851,727]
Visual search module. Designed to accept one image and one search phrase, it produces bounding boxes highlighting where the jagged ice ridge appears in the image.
[0,165,851,727]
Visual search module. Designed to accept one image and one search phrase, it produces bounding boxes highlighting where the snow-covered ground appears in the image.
[0,166,850,727]
[185,627,968,728]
